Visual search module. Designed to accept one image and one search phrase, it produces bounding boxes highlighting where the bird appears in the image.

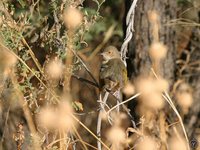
[99,46,127,92]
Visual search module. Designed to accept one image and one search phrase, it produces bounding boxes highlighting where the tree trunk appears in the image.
[126,0,176,83]
[126,0,200,140]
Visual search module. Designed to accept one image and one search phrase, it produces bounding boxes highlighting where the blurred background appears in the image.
[0,0,200,149]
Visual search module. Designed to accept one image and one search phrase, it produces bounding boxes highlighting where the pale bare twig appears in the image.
[97,100,111,111]
[151,68,190,150]
[46,137,70,149]
[70,139,98,150]
[72,125,88,150]
[21,38,44,75]
[71,114,110,150]
[121,0,138,63]
[69,132,76,150]
[107,93,141,115]
[97,105,102,150]
[165,18,200,27]
[97,92,110,150]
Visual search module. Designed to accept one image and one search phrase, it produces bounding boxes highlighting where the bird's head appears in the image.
[101,46,121,61]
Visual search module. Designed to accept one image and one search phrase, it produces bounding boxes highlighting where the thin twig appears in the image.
[151,68,190,150]
[72,125,88,150]
[69,132,76,150]
[46,137,70,148]
[21,38,44,75]
[120,0,138,63]
[107,93,141,115]
[110,92,139,128]
[97,100,111,111]
[72,74,99,88]
[71,49,99,86]
[97,92,110,150]
[70,139,98,150]
[165,18,200,27]
[162,93,190,150]
[71,114,110,150]
[97,108,102,150]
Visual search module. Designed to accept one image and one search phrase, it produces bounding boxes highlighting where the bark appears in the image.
[125,0,177,125]
[126,0,176,83]
[125,0,200,139]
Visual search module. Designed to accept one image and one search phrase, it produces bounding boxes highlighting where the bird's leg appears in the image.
[104,80,118,92]
[113,90,122,112]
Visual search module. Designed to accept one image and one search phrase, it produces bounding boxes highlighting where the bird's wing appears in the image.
[100,62,113,79]
[100,59,126,82]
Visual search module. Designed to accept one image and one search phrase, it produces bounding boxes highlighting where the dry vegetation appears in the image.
[0,0,199,150]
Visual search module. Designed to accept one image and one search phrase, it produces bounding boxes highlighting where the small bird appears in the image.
[99,46,127,92]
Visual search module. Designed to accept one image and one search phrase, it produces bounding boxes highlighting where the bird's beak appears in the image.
[100,52,104,56]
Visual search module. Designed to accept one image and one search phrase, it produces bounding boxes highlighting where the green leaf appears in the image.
[72,101,83,111]
[17,0,26,8]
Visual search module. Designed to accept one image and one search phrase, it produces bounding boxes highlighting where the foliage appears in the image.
[0,0,124,149]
